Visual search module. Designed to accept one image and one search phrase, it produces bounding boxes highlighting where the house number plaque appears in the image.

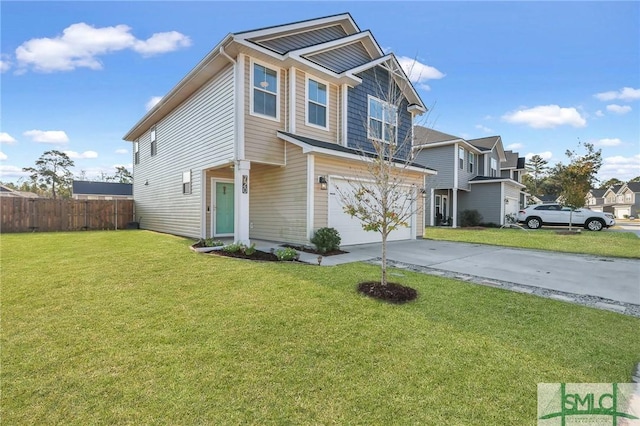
[242,175,248,194]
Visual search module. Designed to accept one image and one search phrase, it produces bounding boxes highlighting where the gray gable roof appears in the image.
[625,182,640,192]
[588,189,606,197]
[72,181,132,196]
[413,126,461,144]
[467,136,500,151]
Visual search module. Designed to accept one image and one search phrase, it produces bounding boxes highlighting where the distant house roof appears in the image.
[467,136,501,151]
[502,151,526,170]
[413,126,462,144]
[588,189,606,198]
[72,181,132,196]
[625,182,640,192]
[0,184,40,198]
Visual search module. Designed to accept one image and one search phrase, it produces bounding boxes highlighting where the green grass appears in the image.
[2,231,639,424]
[424,227,640,258]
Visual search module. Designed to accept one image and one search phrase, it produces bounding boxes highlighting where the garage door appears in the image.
[328,178,413,245]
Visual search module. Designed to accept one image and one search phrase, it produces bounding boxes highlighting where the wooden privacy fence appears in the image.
[0,198,135,233]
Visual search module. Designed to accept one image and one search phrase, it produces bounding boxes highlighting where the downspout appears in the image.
[219,46,236,64]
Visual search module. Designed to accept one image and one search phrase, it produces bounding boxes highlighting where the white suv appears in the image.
[517,204,615,231]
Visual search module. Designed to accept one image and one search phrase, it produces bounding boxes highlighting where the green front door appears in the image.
[215,182,234,235]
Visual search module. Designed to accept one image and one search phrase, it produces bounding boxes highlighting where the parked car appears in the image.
[517,204,616,231]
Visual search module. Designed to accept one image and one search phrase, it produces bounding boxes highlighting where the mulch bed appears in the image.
[357,281,418,303]
[207,249,280,261]
[281,244,348,256]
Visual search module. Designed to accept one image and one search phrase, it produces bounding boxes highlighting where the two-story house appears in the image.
[413,126,526,227]
[585,188,606,212]
[122,14,436,246]
[598,183,640,218]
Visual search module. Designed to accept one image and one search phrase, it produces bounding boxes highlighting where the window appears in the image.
[150,126,157,156]
[458,147,465,169]
[626,193,632,202]
[134,141,139,165]
[490,158,498,177]
[368,96,397,143]
[252,62,278,119]
[182,170,192,195]
[468,152,474,173]
[307,78,327,128]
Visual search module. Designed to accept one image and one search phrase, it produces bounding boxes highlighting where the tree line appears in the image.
[1,150,133,199]
[523,142,639,209]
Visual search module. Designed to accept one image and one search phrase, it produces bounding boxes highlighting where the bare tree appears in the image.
[337,58,431,287]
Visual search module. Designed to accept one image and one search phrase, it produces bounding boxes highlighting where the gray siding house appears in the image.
[122,14,436,245]
[413,126,526,227]
[596,183,640,218]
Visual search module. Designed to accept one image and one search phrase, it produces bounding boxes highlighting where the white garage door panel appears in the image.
[328,178,412,246]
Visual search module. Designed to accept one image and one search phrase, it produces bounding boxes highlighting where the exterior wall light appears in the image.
[318,176,328,190]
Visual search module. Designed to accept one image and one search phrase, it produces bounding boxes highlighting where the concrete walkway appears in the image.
[254,238,640,308]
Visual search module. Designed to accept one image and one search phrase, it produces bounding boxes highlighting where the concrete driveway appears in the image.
[310,239,640,307]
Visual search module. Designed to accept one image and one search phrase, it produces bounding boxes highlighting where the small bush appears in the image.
[275,247,298,261]
[460,210,483,227]
[203,238,224,247]
[244,243,257,256]
[224,243,249,254]
[310,227,341,254]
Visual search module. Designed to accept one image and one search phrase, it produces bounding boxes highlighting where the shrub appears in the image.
[203,238,224,247]
[310,227,341,254]
[460,210,483,227]
[222,243,243,253]
[244,243,257,256]
[275,247,298,261]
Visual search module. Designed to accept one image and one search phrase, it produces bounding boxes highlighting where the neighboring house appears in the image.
[72,181,133,200]
[585,188,606,212]
[122,14,436,246]
[413,127,526,227]
[0,184,39,198]
[599,182,640,218]
[529,194,562,205]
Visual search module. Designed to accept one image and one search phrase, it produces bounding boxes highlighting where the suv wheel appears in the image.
[585,218,604,231]
[526,217,542,229]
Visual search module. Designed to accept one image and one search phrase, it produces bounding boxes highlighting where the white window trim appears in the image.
[490,157,498,177]
[468,152,474,173]
[367,95,397,144]
[134,140,139,165]
[305,75,329,130]
[182,170,192,195]
[150,125,157,156]
[458,147,465,170]
[250,58,280,122]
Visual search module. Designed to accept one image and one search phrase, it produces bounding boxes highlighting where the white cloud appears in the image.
[115,148,129,155]
[506,143,524,150]
[525,151,553,161]
[475,124,493,133]
[64,150,98,159]
[396,56,445,90]
[0,165,30,179]
[145,96,163,111]
[595,110,604,117]
[502,105,587,129]
[23,130,69,144]
[594,138,622,147]
[606,104,632,115]
[598,154,640,182]
[15,23,191,73]
[0,56,11,73]
[0,151,7,161]
[0,132,17,144]
[594,87,640,102]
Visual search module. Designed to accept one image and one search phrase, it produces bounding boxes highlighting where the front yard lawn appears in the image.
[2,231,639,424]
[425,227,640,259]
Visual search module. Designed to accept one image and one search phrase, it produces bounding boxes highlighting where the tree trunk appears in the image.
[381,231,388,286]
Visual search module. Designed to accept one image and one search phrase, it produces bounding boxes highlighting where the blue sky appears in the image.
[1,1,639,184]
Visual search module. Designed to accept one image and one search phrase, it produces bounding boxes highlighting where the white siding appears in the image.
[133,65,235,238]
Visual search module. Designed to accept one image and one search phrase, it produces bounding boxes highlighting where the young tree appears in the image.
[525,154,549,196]
[22,150,75,199]
[559,142,602,229]
[337,60,429,289]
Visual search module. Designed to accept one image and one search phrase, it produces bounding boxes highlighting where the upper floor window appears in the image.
[468,151,474,173]
[150,126,157,156]
[490,158,498,177]
[252,62,279,120]
[458,147,465,169]
[625,193,632,202]
[368,96,397,144]
[307,78,327,128]
[134,141,139,165]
